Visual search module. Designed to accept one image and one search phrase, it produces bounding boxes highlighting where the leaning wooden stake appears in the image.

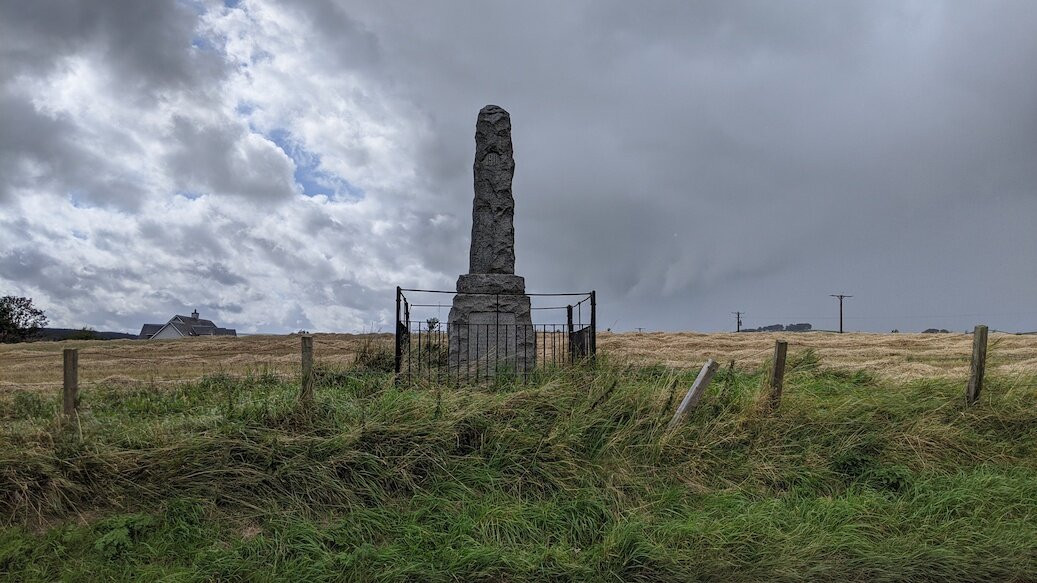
[299,335,314,404]
[63,348,79,416]
[966,325,988,405]
[667,358,719,430]
[768,340,788,411]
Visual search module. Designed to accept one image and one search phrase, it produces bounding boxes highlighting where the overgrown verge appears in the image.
[1,355,1036,581]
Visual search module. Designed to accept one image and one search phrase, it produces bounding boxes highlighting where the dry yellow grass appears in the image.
[0,333,392,391]
[600,331,1037,382]
[1,331,1034,392]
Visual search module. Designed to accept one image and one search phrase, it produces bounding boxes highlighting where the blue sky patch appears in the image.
[191,35,217,52]
[67,191,91,209]
[266,128,365,199]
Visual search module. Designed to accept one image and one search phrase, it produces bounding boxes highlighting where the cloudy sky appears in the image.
[1,1,1035,334]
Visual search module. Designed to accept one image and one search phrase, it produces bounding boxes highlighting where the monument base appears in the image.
[448,274,536,376]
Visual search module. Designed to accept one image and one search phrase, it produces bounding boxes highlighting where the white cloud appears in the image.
[0,0,459,333]
[2,0,1036,335]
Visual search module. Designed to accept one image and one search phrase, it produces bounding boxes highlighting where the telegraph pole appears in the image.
[731,311,743,332]
[830,294,852,333]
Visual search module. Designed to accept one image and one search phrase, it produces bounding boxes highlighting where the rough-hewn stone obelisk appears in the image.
[448,105,535,374]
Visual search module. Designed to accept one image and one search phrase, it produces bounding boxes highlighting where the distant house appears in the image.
[139,310,237,339]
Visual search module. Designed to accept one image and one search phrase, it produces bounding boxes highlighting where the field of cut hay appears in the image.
[601,331,1037,381]
[2,331,1035,392]
[0,333,393,391]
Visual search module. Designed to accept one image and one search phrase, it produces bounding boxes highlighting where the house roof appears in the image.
[172,314,217,327]
[145,313,237,338]
[139,323,163,338]
[166,320,194,337]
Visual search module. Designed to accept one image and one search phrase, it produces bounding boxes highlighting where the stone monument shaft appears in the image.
[448,105,535,374]
[469,105,516,275]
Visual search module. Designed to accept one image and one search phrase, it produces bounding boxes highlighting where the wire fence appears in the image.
[5,324,1037,401]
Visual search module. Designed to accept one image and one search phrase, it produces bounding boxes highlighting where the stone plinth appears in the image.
[447,275,535,375]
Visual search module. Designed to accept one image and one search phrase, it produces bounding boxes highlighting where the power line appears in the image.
[830,294,853,333]
[731,311,743,332]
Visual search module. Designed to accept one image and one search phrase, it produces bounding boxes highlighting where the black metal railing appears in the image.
[394,287,596,383]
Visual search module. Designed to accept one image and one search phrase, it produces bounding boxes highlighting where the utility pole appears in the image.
[731,311,743,332]
[830,294,852,333]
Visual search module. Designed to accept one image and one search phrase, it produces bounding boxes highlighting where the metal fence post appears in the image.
[566,304,574,362]
[589,291,597,364]
[394,286,403,377]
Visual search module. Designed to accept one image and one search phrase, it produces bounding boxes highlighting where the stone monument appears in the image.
[448,105,536,374]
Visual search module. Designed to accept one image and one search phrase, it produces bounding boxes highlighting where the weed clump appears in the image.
[351,336,396,373]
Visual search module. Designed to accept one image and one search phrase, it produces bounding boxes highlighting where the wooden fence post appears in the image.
[768,340,788,411]
[667,359,719,430]
[300,335,314,404]
[63,348,79,416]
[966,325,988,405]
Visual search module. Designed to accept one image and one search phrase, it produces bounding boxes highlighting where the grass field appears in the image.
[2,334,1037,580]
[0,333,392,390]
[3,331,1037,390]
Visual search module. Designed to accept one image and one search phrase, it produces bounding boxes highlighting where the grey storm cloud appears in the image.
[1,0,1036,334]
[194,262,248,287]
[166,116,298,201]
[0,0,225,95]
[351,0,1037,332]
[0,91,151,208]
[0,246,53,283]
[137,219,233,262]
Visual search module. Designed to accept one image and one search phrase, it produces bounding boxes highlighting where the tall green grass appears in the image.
[1,355,1036,581]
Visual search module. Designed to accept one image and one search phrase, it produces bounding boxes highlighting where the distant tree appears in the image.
[68,327,99,340]
[0,296,48,343]
[426,317,440,332]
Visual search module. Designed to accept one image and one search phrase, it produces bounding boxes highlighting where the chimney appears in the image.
[191,309,199,320]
